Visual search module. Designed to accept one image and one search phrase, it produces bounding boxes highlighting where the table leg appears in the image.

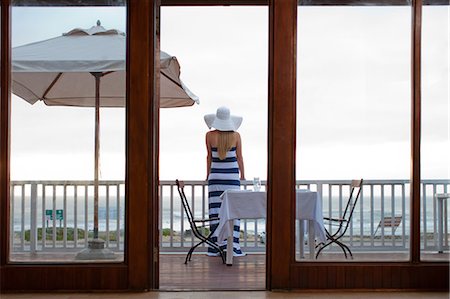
[299,220,304,259]
[226,221,234,265]
[437,198,443,253]
[308,220,315,260]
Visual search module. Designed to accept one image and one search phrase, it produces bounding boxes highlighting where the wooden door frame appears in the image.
[1,0,449,292]
[266,0,297,290]
[0,0,158,291]
[268,0,449,290]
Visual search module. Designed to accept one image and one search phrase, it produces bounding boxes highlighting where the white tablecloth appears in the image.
[213,189,326,244]
[296,190,326,243]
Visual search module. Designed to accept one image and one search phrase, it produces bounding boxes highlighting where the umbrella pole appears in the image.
[94,72,101,240]
[75,72,115,260]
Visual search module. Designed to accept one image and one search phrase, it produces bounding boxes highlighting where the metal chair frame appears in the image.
[175,180,226,264]
[316,179,364,259]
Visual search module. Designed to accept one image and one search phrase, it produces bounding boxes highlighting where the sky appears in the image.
[9,5,450,181]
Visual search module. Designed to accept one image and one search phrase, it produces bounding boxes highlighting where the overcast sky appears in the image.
[9,5,449,181]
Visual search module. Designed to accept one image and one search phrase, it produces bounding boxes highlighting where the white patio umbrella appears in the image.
[12,21,199,248]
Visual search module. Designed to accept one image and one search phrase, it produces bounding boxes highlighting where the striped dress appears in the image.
[207,147,244,256]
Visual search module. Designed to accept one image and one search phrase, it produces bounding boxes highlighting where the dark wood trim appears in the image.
[151,0,161,290]
[0,0,11,269]
[1,265,128,290]
[162,0,447,5]
[290,263,449,289]
[126,0,158,290]
[296,0,448,5]
[267,0,297,291]
[162,0,267,5]
[11,0,127,6]
[8,0,449,6]
[410,0,421,264]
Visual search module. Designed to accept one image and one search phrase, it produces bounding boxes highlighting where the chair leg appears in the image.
[319,227,354,259]
[184,239,226,264]
[334,239,353,259]
[204,239,226,264]
[329,238,354,259]
[315,237,353,259]
[336,241,348,259]
[185,240,206,264]
[315,240,332,259]
[185,240,207,264]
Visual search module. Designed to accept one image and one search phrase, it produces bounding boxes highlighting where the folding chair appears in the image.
[373,216,402,237]
[316,179,363,259]
[175,180,226,264]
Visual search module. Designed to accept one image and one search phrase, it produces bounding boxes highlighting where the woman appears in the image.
[204,106,246,257]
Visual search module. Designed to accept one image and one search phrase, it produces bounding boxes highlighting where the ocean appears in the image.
[10,193,444,237]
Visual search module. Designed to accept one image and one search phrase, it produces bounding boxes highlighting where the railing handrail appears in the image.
[11,178,449,184]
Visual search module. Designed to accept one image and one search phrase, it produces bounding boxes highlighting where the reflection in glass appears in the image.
[295,6,411,262]
[10,4,126,263]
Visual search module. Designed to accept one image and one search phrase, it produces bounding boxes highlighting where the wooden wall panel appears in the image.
[291,264,449,290]
[1,266,127,290]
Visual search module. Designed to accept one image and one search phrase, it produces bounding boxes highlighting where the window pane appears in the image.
[420,5,450,262]
[295,6,411,262]
[10,2,126,263]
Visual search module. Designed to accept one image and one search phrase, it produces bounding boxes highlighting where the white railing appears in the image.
[10,180,125,252]
[10,179,450,253]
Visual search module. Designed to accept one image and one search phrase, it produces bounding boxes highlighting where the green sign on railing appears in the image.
[45,209,63,220]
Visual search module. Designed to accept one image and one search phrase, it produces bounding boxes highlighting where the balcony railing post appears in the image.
[316,182,323,207]
[30,183,38,254]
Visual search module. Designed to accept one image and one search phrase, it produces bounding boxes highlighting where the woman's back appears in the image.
[206,130,239,161]
[204,107,246,256]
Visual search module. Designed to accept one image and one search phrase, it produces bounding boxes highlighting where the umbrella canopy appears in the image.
[11,22,199,246]
[12,22,199,107]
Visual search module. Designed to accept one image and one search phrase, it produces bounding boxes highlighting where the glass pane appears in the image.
[420,5,450,262]
[10,1,126,263]
[159,6,267,289]
[295,6,411,262]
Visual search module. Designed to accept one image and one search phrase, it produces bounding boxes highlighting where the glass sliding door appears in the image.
[295,5,411,262]
[9,0,127,263]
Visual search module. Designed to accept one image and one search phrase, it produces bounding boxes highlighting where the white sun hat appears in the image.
[204,106,243,131]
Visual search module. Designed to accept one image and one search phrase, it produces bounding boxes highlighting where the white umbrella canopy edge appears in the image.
[12,22,199,107]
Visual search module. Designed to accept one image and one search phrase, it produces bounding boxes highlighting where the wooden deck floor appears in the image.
[159,253,266,290]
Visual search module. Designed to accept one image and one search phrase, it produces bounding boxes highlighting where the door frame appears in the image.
[268,0,449,290]
[1,0,449,292]
[0,0,159,290]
